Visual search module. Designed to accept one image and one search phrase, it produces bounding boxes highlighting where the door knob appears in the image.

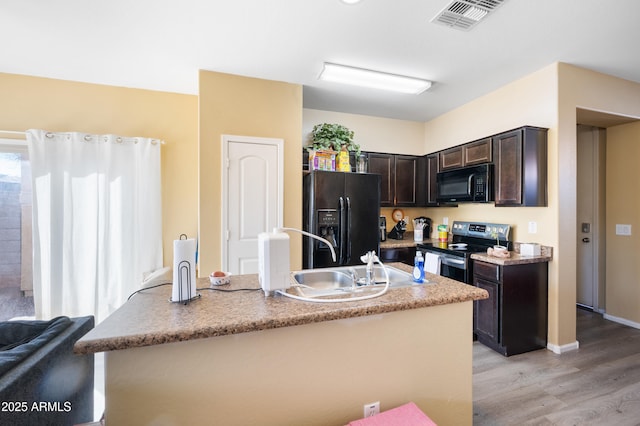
[582,237,590,243]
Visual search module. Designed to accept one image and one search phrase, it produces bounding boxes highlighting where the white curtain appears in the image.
[27,130,163,323]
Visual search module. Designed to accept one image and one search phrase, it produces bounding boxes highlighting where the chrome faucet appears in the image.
[347,267,359,289]
[365,250,375,285]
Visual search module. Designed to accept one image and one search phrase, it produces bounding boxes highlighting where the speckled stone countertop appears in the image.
[74,263,487,355]
[470,244,553,266]
[380,234,437,249]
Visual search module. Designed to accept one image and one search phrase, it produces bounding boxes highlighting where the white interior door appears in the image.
[222,135,283,274]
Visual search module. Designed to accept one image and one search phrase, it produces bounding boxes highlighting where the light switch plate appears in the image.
[616,224,632,236]
[528,221,537,234]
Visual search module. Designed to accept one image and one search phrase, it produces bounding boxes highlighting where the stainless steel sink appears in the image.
[290,265,428,298]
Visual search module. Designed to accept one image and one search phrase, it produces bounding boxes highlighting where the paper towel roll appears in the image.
[172,238,197,302]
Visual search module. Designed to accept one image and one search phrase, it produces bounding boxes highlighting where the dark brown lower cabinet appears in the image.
[473,260,548,356]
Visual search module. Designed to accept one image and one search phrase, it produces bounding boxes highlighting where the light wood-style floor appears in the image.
[473,308,640,425]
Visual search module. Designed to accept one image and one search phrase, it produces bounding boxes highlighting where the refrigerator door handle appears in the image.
[339,197,346,265]
[346,196,352,264]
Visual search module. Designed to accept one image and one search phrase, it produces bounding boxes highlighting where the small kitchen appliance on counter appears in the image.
[379,216,387,242]
[413,217,431,241]
[387,219,406,240]
[418,221,511,284]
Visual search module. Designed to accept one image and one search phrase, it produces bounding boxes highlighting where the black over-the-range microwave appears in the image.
[436,163,493,203]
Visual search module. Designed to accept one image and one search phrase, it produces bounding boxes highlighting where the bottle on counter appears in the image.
[437,224,448,242]
[413,250,424,283]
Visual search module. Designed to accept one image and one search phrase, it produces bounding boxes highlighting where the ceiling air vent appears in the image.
[431,0,507,31]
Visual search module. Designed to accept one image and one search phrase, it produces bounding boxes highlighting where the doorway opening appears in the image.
[576,124,605,312]
[575,109,640,317]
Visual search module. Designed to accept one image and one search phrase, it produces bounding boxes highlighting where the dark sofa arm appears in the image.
[0,316,95,426]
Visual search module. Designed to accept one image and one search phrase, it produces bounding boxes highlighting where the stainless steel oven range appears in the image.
[417,221,512,284]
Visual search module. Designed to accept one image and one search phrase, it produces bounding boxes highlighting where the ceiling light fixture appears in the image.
[340,0,362,4]
[318,63,432,94]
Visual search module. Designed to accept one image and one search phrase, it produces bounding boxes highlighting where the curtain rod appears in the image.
[0,130,165,144]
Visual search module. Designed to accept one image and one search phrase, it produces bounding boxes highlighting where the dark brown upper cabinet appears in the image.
[440,146,464,170]
[493,126,547,207]
[395,155,418,206]
[417,153,440,207]
[440,138,492,171]
[367,153,394,205]
[367,153,417,207]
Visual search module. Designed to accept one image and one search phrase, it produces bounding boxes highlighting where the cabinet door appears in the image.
[367,153,394,206]
[474,277,500,342]
[494,129,523,205]
[464,138,492,165]
[440,146,464,170]
[426,153,439,205]
[394,155,417,206]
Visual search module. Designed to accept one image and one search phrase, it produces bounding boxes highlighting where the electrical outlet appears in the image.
[443,217,449,225]
[364,401,380,418]
[528,221,537,234]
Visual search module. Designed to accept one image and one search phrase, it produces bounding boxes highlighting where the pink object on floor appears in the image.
[347,402,437,425]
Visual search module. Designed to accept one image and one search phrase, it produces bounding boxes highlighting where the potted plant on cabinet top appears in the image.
[307,123,360,172]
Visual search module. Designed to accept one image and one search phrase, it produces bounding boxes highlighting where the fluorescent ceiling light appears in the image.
[319,63,432,94]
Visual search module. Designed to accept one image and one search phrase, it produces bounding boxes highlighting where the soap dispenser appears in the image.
[413,250,424,283]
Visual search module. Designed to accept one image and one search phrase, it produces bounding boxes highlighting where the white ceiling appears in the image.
[1,0,639,122]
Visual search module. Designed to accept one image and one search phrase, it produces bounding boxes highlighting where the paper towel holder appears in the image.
[170,234,201,304]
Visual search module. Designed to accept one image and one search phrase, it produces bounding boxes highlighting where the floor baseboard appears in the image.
[603,313,640,329]
[547,340,580,354]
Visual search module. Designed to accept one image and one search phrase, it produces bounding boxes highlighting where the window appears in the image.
[0,139,34,320]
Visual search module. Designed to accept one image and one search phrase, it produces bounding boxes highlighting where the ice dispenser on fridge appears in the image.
[315,210,340,265]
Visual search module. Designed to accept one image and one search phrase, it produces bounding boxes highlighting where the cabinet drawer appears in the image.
[474,261,501,282]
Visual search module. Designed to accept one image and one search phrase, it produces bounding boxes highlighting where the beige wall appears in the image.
[606,121,640,323]
[0,72,198,268]
[303,109,436,232]
[557,64,640,343]
[423,64,564,345]
[422,63,640,348]
[105,303,474,426]
[303,108,425,155]
[198,71,303,275]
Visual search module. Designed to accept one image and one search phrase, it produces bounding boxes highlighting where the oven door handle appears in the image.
[440,257,466,266]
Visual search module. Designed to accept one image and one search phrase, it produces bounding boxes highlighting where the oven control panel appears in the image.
[452,221,510,240]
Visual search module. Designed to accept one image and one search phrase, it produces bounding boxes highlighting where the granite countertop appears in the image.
[380,233,437,249]
[381,235,553,266]
[470,244,553,266]
[74,263,487,355]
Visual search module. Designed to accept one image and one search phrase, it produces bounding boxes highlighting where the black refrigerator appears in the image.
[303,171,381,269]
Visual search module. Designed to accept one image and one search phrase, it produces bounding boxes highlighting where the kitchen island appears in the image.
[75,263,487,425]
